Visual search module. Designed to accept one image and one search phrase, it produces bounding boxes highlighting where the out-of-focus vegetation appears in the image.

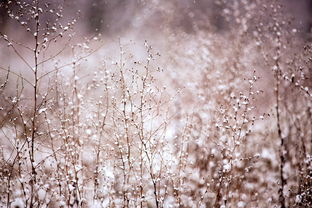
[0,0,311,207]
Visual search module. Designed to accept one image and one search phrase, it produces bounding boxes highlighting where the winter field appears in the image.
[0,0,311,207]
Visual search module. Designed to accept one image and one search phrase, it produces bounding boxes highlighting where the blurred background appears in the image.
[1,0,312,38]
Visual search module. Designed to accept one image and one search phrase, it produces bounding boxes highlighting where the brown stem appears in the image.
[274,48,286,208]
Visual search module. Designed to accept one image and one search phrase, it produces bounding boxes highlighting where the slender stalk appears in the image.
[274,38,286,208]
[30,1,40,206]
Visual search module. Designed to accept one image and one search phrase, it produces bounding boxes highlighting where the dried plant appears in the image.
[0,0,311,208]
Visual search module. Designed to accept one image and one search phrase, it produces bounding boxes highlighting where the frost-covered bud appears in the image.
[11,198,24,208]
[223,163,231,173]
[38,189,46,201]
